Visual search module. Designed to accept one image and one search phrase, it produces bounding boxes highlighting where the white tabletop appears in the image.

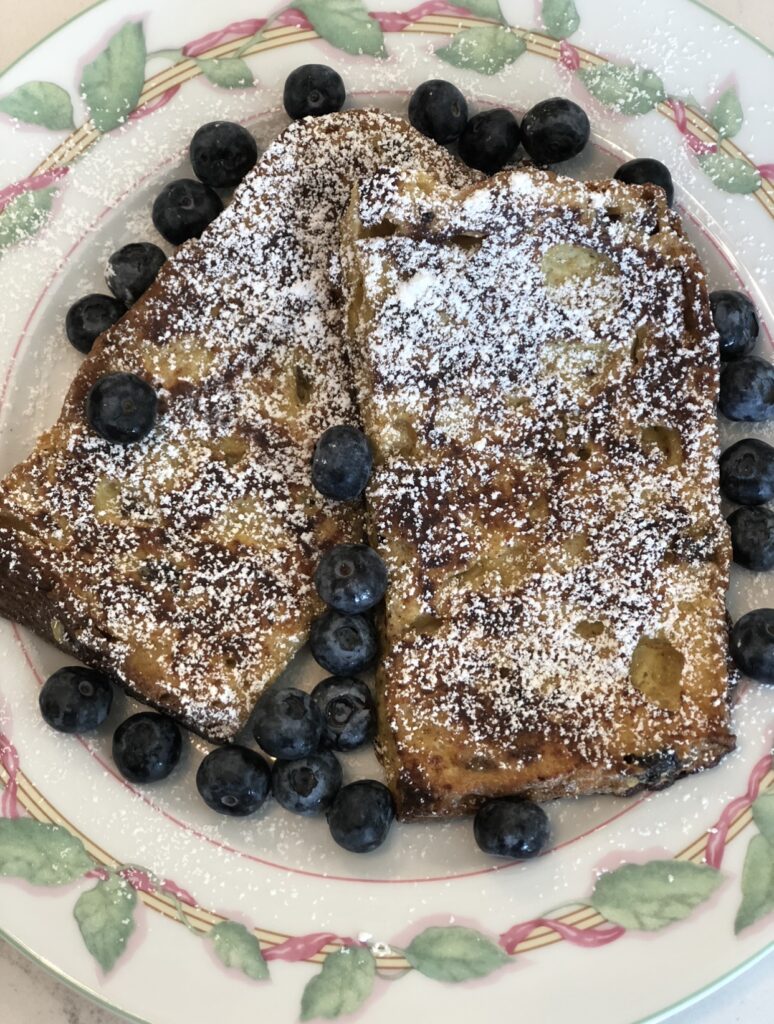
[0,1,771,1021]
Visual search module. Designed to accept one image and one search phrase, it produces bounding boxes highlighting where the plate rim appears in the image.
[0,1,773,1022]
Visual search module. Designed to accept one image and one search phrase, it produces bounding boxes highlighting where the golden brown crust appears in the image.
[343,164,735,818]
[0,111,473,741]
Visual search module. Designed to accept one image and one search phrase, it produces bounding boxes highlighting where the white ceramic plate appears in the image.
[0,1,772,1021]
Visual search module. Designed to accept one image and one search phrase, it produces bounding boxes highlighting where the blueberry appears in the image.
[458,108,521,175]
[189,121,259,189]
[283,64,346,120]
[623,749,682,793]
[112,713,183,783]
[38,666,113,734]
[730,608,774,683]
[152,178,223,245]
[719,438,774,505]
[473,797,550,858]
[86,372,157,445]
[327,780,395,852]
[311,425,372,500]
[520,97,590,165]
[315,544,388,614]
[253,687,323,759]
[408,80,468,144]
[728,506,774,571]
[272,751,342,815]
[614,158,674,206]
[65,294,125,354]
[106,243,166,306]
[719,357,774,421]
[309,610,378,676]
[312,677,376,751]
[196,745,271,816]
[710,290,759,361]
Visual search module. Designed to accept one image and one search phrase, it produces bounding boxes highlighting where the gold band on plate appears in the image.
[26,17,774,220]
[1,755,771,966]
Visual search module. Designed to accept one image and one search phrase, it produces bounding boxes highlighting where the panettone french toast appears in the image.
[0,110,473,741]
[342,164,735,818]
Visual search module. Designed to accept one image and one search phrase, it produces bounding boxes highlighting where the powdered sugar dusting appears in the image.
[343,163,734,816]
[0,110,471,741]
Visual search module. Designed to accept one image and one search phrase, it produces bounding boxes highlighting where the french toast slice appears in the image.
[342,164,735,818]
[0,110,473,741]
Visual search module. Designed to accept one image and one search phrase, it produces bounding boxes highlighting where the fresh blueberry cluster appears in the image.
[67,119,262,447]
[406,78,588,174]
[710,289,774,685]
[306,420,550,857]
[35,660,391,850]
[247,680,392,845]
[65,241,168,357]
[402,76,673,216]
[399,77,683,225]
[153,120,257,244]
[301,433,393,847]
[244,680,390,845]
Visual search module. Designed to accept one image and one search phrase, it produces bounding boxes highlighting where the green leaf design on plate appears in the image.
[681,92,706,116]
[74,874,137,971]
[436,27,526,76]
[0,187,56,250]
[0,82,74,130]
[579,62,666,115]
[209,921,269,980]
[195,58,254,89]
[541,0,580,39]
[709,87,743,139]
[590,860,723,930]
[461,0,504,20]
[80,21,146,132]
[300,946,375,1021]
[293,0,386,58]
[403,925,509,982]
[752,793,774,842]
[0,818,92,883]
[734,834,774,933]
[697,152,761,194]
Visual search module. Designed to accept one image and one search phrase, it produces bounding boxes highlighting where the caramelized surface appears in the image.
[342,165,735,818]
[0,111,472,740]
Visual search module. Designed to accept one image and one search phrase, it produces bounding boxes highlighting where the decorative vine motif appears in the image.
[735,794,774,933]
[0,82,74,130]
[579,61,667,115]
[705,751,773,869]
[2,720,773,1019]
[436,25,525,74]
[541,0,580,39]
